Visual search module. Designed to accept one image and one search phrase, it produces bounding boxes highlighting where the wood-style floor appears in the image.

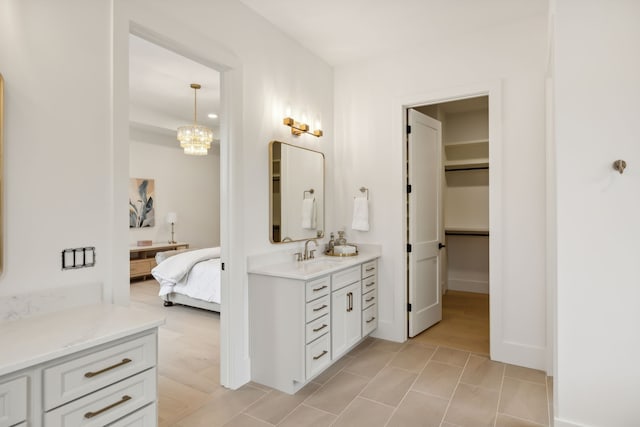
[411,290,490,355]
[131,281,551,426]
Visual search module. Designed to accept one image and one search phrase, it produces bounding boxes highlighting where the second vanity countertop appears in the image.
[248,247,381,281]
[0,304,165,376]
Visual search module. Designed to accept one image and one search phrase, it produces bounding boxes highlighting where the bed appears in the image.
[151,247,221,312]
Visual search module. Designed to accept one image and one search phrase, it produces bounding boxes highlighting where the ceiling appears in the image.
[239,0,548,66]
[129,34,220,140]
[128,1,546,139]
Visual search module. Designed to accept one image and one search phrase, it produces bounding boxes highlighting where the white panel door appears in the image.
[408,109,443,337]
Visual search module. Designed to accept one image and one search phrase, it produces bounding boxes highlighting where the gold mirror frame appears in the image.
[269,141,325,243]
[0,74,3,272]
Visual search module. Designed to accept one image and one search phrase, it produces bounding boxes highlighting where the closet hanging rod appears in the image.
[445,230,489,237]
[445,166,490,172]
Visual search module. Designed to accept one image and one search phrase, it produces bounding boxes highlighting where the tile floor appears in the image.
[130,280,553,427]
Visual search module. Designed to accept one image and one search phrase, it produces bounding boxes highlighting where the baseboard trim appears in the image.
[493,340,547,372]
[554,417,584,427]
[448,278,489,294]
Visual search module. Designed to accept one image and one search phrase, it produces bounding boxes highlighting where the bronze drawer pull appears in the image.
[313,350,328,360]
[313,304,327,312]
[313,324,328,332]
[365,296,375,302]
[313,285,328,292]
[366,316,376,323]
[84,358,132,378]
[84,395,132,419]
[365,281,375,287]
[366,266,375,272]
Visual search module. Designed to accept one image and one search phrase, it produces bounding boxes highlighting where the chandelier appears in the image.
[177,83,213,155]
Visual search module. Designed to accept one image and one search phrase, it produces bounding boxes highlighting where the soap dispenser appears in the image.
[326,232,335,253]
[337,230,347,246]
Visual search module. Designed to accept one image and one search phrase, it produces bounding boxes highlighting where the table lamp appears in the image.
[166,212,177,244]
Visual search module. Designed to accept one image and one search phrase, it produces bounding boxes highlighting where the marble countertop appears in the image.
[248,249,381,280]
[0,304,165,377]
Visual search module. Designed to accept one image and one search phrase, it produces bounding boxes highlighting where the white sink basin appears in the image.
[297,259,343,274]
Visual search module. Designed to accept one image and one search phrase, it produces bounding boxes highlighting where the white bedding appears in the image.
[152,247,221,304]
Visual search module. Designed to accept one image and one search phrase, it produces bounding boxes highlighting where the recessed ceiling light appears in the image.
[208,113,218,119]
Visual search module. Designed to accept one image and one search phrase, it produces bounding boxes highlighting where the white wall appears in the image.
[333,15,548,369]
[554,0,640,425]
[1,0,333,388]
[0,0,111,300]
[129,139,219,250]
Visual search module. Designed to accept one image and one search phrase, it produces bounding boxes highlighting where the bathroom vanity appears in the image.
[0,304,164,427]
[248,253,379,394]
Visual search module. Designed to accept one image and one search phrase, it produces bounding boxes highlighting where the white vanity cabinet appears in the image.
[0,376,27,427]
[331,266,362,359]
[249,255,379,394]
[0,305,163,427]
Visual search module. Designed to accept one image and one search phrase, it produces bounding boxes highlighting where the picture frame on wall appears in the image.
[129,177,155,228]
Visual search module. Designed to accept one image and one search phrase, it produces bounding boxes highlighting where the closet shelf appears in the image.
[444,139,489,171]
[444,159,489,171]
[445,226,489,236]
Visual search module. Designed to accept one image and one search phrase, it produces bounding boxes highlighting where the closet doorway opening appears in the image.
[406,95,491,355]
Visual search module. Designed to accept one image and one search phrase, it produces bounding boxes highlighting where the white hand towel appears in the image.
[302,197,317,229]
[352,196,370,231]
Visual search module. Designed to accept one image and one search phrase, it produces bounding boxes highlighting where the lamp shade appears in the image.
[166,212,177,224]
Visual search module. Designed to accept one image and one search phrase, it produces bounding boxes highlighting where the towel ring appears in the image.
[357,187,369,200]
[303,188,315,199]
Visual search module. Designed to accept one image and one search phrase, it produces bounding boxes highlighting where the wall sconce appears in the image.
[283,117,323,137]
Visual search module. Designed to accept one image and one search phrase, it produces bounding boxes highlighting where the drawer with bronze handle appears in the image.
[305,314,331,344]
[362,304,378,336]
[361,260,377,279]
[305,294,330,322]
[44,368,156,427]
[305,334,331,380]
[305,276,330,302]
[43,332,156,411]
[362,289,377,309]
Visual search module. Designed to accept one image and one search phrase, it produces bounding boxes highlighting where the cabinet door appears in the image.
[331,282,362,359]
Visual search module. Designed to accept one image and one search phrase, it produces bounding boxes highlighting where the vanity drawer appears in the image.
[362,276,377,293]
[0,376,27,427]
[305,334,331,380]
[332,266,360,291]
[44,368,156,427]
[306,314,330,344]
[43,333,156,411]
[362,304,378,336]
[107,402,156,427]
[305,276,330,302]
[306,295,330,322]
[361,261,377,279]
[362,289,377,309]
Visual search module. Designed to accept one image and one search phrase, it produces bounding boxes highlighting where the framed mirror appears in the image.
[270,141,324,243]
[0,74,3,272]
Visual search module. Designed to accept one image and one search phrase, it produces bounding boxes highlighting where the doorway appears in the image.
[407,95,491,355]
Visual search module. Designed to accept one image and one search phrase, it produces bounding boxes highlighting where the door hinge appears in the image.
[221,262,225,271]
[407,303,412,312]
[438,243,446,250]
[407,184,412,193]
[407,243,412,253]
[406,125,412,134]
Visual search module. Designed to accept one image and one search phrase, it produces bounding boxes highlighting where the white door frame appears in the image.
[112,2,247,389]
[397,81,503,359]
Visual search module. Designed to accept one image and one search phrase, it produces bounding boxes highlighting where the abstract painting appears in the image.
[129,178,155,228]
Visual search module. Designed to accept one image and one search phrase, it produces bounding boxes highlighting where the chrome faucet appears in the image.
[304,239,318,260]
